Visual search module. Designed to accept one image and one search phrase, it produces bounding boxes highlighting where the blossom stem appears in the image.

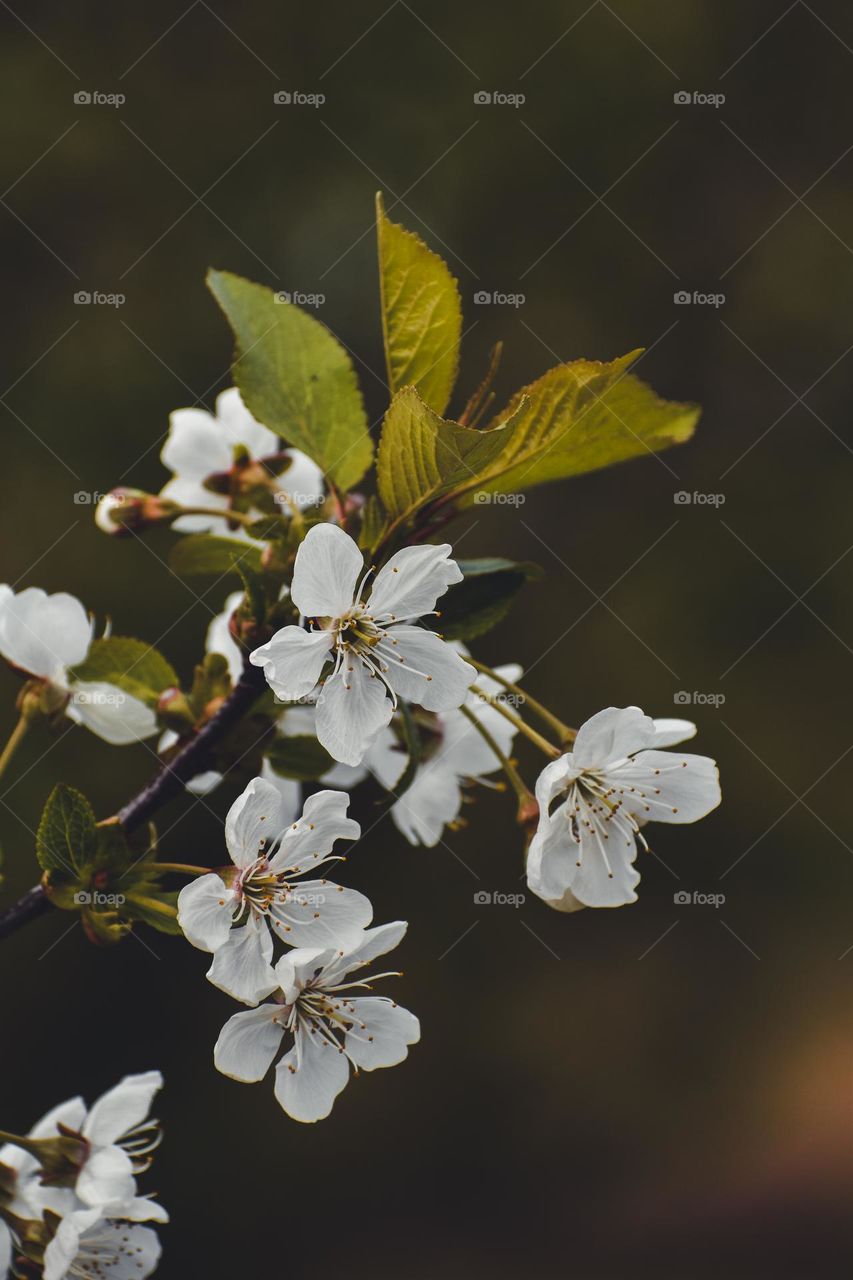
[178,506,255,528]
[0,714,30,783]
[154,862,212,877]
[459,703,533,809]
[469,685,561,759]
[467,657,576,745]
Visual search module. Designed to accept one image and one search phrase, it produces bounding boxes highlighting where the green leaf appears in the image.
[169,535,263,578]
[377,193,462,416]
[376,385,526,533]
[36,785,97,876]
[358,494,387,553]
[207,269,373,492]
[435,557,542,641]
[266,734,336,782]
[465,353,699,499]
[121,889,182,935]
[71,637,178,709]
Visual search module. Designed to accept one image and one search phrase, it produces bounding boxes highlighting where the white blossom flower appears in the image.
[159,387,324,536]
[352,653,523,847]
[249,524,476,766]
[178,776,369,1004]
[0,1221,10,1279]
[0,587,157,745]
[0,1074,166,1225]
[43,1208,161,1280]
[527,707,721,911]
[214,922,419,1123]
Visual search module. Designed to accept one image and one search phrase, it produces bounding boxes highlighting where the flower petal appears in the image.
[344,997,420,1070]
[572,706,656,769]
[259,759,301,827]
[214,1005,283,1082]
[270,882,373,949]
[380,627,474,713]
[160,477,231,535]
[272,449,326,513]
[224,776,283,869]
[290,524,363,619]
[82,1072,163,1147]
[43,1208,103,1280]
[273,1026,350,1123]
[651,717,697,748]
[75,1145,136,1212]
[206,915,278,1005]
[67,683,158,745]
[0,1221,11,1277]
[0,586,92,681]
[205,590,245,683]
[609,750,721,824]
[315,659,393,766]
[368,543,463,621]
[326,920,408,983]
[249,626,332,702]
[177,874,236,952]
[161,406,232,480]
[270,789,360,875]
[527,800,640,909]
[214,387,279,457]
[391,764,461,848]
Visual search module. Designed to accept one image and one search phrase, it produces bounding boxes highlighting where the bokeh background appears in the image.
[2,2,852,1276]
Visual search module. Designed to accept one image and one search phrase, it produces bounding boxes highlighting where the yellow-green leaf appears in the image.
[377,193,462,415]
[208,269,373,493]
[376,385,525,533]
[466,352,699,498]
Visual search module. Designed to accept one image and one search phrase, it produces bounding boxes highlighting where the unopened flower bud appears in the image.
[95,488,181,535]
[156,686,195,732]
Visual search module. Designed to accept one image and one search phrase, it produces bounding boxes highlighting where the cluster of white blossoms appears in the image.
[0,587,157,745]
[178,777,419,1122]
[0,1073,165,1279]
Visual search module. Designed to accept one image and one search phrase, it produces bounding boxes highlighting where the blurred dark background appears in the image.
[2,2,852,1276]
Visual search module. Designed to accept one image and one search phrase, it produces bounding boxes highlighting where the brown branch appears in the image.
[0,663,268,942]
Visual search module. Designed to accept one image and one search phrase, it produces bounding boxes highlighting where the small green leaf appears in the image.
[121,889,182,935]
[358,494,387,553]
[36,785,97,876]
[169,535,263,578]
[465,353,699,499]
[266,734,335,782]
[376,385,525,534]
[208,269,373,493]
[71,637,178,709]
[435,557,542,641]
[377,193,462,415]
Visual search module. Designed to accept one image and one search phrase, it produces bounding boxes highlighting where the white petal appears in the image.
[29,1096,87,1140]
[224,776,282,869]
[609,750,721,824]
[121,1197,169,1224]
[362,723,408,791]
[214,387,279,457]
[205,590,245,683]
[75,1145,136,1212]
[185,770,223,796]
[538,888,587,914]
[206,915,278,1005]
[315,660,393,766]
[272,449,326,513]
[270,788,360,875]
[67,683,158,745]
[159,476,230,534]
[391,765,461,848]
[270,882,373,949]
[43,1208,102,1280]
[214,1005,283,1082]
[83,1072,163,1147]
[177,874,236,952]
[290,524,363,619]
[328,920,408,982]
[572,706,656,769]
[651,717,697,748]
[249,626,332,701]
[0,586,92,681]
[0,1221,11,1278]
[344,997,420,1070]
[47,1217,161,1280]
[527,802,640,909]
[160,407,231,480]
[380,627,474,713]
[273,1026,350,1123]
[368,543,462,621]
[259,759,301,827]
